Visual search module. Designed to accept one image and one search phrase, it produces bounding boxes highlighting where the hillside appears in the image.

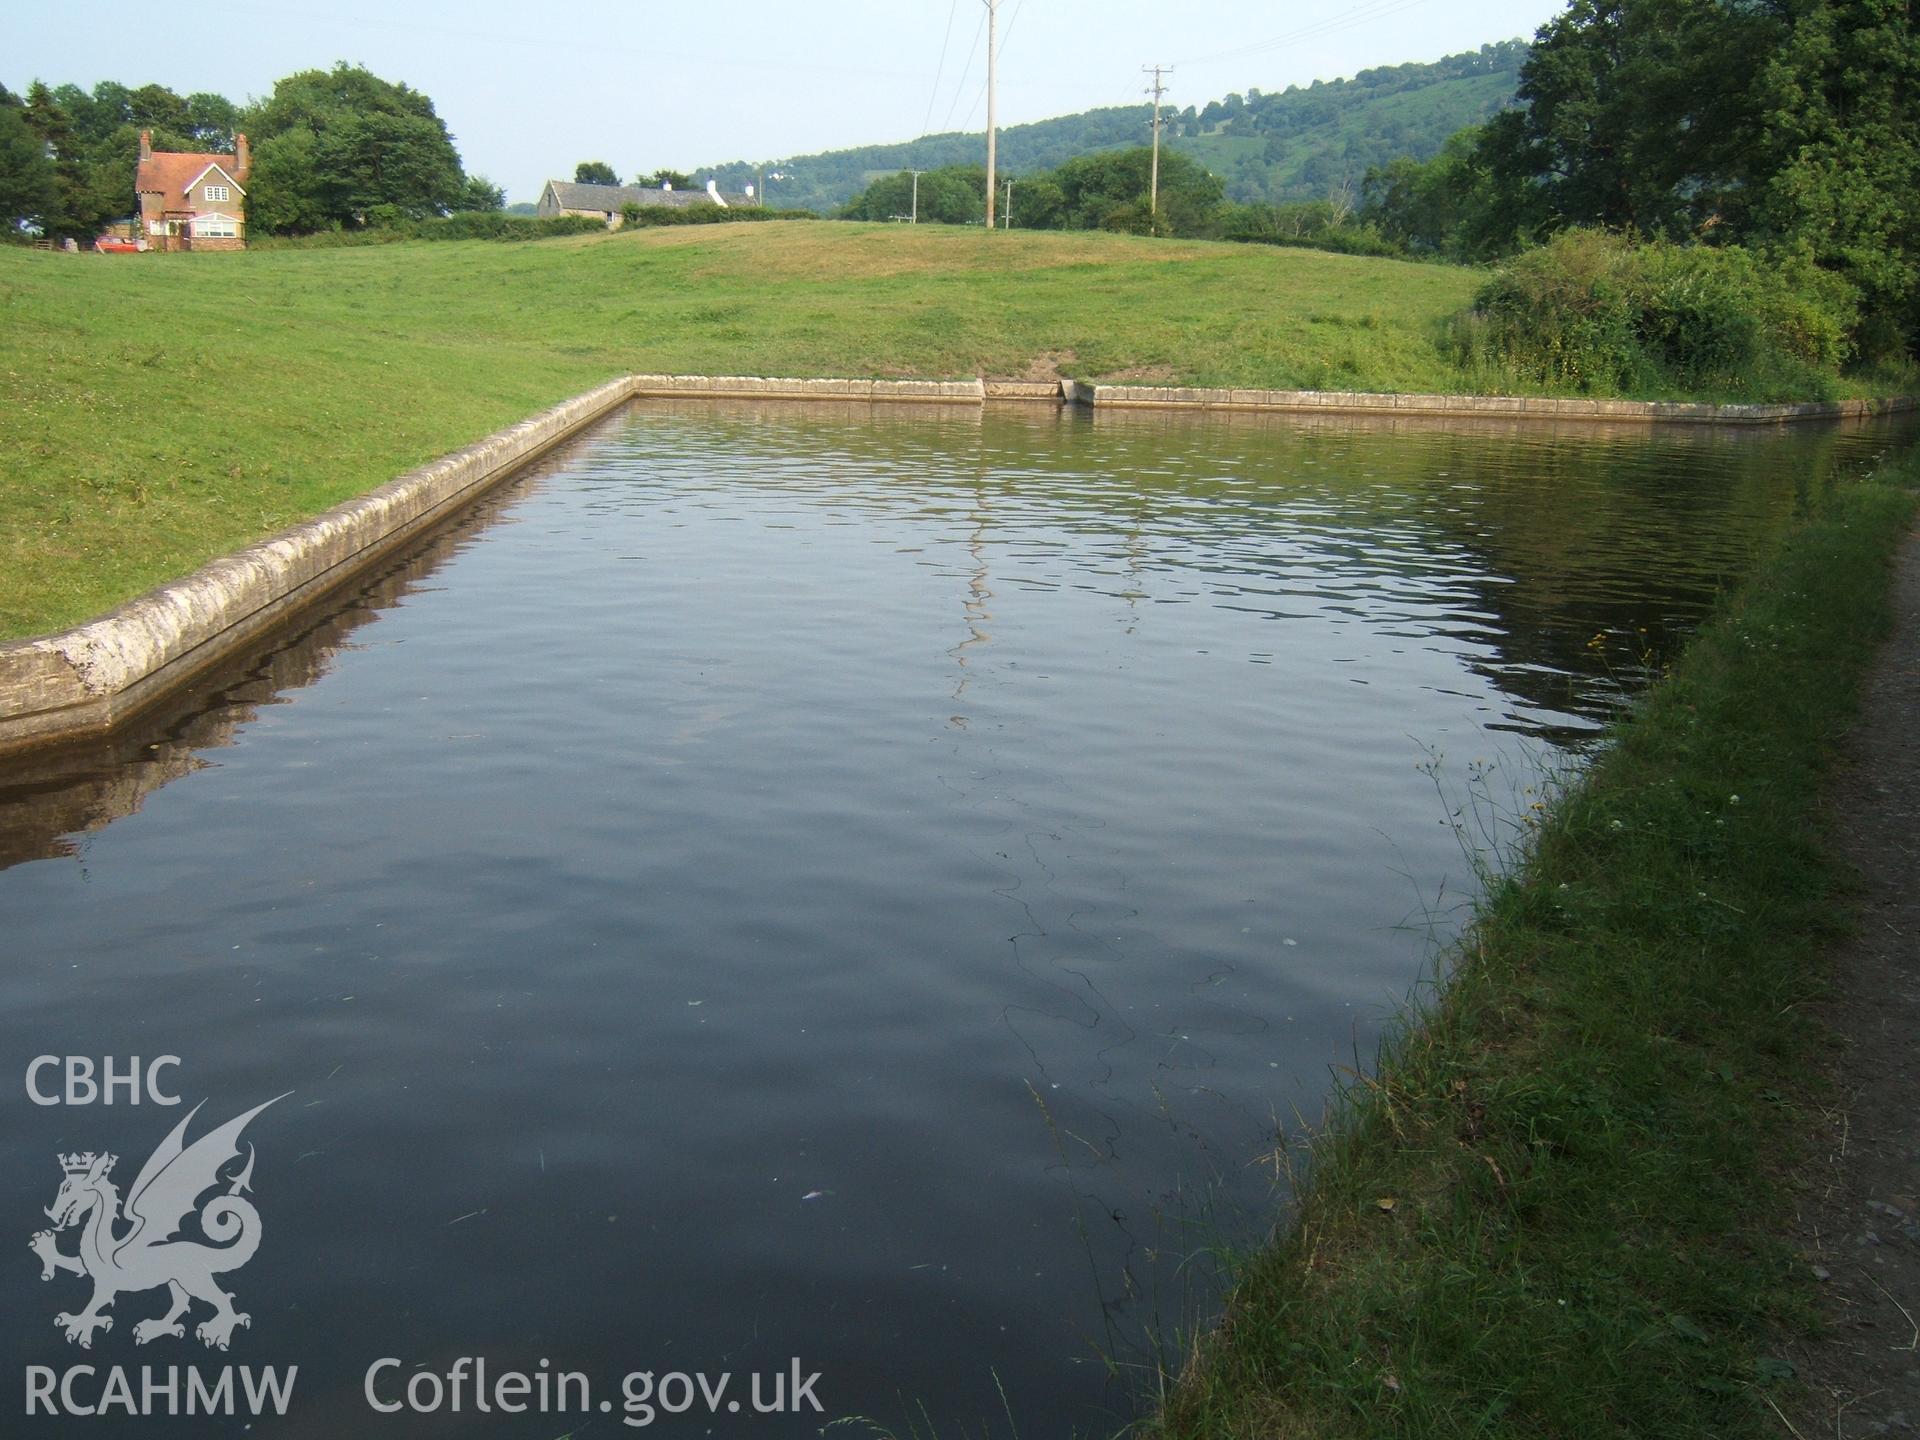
[700,41,1525,213]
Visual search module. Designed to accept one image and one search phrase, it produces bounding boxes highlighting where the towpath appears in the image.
[1792,526,1920,1437]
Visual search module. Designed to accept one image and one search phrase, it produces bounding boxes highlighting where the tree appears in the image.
[20,82,109,239]
[840,166,984,224]
[245,64,467,231]
[638,168,693,190]
[1756,0,1920,358]
[457,174,505,211]
[1008,172,1065,229]
[1364,124,1540,260]
[128,84,191,137]
[1050,147,1224,236]
[573,160,618,185]
[0,89,57,233]
[185,92,238,151]
[1485,0,1781,237]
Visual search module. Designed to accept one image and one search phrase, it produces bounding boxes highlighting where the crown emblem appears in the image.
[58,1152,113,1176]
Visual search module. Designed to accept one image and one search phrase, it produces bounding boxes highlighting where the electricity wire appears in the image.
[922,0,961,137]
[940,3,991,132]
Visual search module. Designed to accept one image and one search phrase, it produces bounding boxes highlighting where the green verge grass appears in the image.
[1150,450,1920,1438]
[0,223,1476,640]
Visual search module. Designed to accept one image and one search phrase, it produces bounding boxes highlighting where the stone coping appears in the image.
[1063,380,1917,424]
[0,375,638,757]
[2,371,1911,756]
[630,374,988,403]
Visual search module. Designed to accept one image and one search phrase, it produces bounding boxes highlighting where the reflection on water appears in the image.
[0,402,1908,1438]
[0,474,550,871]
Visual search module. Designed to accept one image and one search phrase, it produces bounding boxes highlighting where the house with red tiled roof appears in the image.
[136,130,251,251]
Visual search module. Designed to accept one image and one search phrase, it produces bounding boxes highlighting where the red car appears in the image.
[93,236,146,253]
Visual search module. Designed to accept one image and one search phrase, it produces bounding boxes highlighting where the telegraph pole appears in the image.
[984,0,998,229]
[911,169,924,224]
[1003,177,1013,228]
[1144,64,1171,230]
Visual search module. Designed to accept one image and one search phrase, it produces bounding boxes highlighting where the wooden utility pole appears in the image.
[1003,177,1013,228]
[984,0,998,229]
[911,169,924,223]
[1144,64,1171,229]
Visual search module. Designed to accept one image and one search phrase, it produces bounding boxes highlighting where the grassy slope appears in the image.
[1151,453,1920,1438]
[0,223,1477,640]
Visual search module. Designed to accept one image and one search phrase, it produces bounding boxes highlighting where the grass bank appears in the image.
[0,223,1475,640]
[2,221,1904,643]
[1150,448,1920,1437]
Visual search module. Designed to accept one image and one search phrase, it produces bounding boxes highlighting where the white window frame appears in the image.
[205,184,230,203]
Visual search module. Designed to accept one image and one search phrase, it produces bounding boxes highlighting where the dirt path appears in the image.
[1789,526,1920,1437]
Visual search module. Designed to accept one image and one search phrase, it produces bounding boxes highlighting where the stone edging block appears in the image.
[2,371,1910,756]
[629,374,985,403]
[1071,383,1916,425]
[0,374,637,757]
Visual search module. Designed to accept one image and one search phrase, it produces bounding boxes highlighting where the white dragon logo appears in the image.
[28,1095,287,1351]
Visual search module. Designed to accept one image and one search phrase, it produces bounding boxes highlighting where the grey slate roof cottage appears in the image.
[537,180,753,226]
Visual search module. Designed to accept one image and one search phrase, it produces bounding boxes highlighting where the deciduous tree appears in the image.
[457,174,505,211]
[245,64,466,231]
[1489,0,1781,238]
[1757,0,1920,357]
[0,88,57,233]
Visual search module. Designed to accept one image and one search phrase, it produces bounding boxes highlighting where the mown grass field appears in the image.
[1,221,1485,640]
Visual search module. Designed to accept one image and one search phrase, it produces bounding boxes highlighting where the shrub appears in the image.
[254,213,615,248]
[1459,229,1860,398]
[617,205,816,228]
[414,212,608,242]
[1221,202,1405,257]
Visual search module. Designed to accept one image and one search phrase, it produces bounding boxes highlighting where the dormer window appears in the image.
[205,185,229,203]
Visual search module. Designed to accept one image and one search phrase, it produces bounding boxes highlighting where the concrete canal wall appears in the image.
[1,372,1911,755]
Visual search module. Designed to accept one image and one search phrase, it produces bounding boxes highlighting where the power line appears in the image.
[962,0,1022,131]
[996,0,1026,60]
[941,4,991,132]
[922,0,961,138]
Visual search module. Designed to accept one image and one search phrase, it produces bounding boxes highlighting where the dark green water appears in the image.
[0,402,1908,1437]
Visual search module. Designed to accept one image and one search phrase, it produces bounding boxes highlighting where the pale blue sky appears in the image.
[7,1,1563,203]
